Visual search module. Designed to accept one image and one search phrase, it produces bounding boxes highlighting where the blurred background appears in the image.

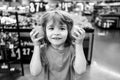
[0,0,120,80]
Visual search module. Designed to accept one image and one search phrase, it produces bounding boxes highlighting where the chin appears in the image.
[51,42,64,46]
[52,43,63,46]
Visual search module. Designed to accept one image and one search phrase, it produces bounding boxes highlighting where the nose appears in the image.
[54,28,60,35]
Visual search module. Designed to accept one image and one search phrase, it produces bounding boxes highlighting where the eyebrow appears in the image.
[47,25,54,28]
[60,24,67,27]
[47,23,67,27]
[59,25,67,28]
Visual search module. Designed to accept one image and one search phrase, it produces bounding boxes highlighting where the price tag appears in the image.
[15,47,33,59]
[60,2,73,12]
[22,48,30,55]
[29,1,47,13]
[102,19,117,28]
[100,16,119,28]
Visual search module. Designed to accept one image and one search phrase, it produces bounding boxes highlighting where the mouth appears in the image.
[52,37,62,40]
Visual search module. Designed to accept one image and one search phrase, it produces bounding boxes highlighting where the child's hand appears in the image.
[71,25,86,44]
[30,26,44,46]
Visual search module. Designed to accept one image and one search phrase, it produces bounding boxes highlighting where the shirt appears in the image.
[36,45,76,80]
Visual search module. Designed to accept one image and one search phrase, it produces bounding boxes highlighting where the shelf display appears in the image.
[0,11,25,75]
[95,14,120,29]
[93,2,120,29]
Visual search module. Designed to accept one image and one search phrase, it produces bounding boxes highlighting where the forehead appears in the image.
[46,16,67,28]
[46,19,66,27]
[47,13,65,24]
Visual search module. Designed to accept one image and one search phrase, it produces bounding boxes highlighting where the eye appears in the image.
[60,27,65,30]
[49,27,54,30]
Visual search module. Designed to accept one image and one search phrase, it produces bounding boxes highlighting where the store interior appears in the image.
[0,0,120,80]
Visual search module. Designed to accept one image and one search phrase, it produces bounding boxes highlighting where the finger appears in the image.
[80,28,85,33]
[78,28,85,35]
[32,31,40,38]
[72,33,78,39]
[77,28,85,35]
[30,29,39,38]
[79,30,86,38]
[75,30,86,39]
[73,26,82,34]
[80,28,86,36]
[36,36,44,41]
[73,31,79,37]
[30,29,36,36]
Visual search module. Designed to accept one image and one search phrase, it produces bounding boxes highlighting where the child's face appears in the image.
[46,21,68,47]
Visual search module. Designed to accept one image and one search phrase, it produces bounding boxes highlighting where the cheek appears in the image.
[46,30,50,38]
[46,29,53,41]
[64,31,68,39]
[45,30,51,43]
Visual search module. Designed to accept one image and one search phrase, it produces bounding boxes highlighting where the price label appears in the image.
[103,22,112,28]
[60,2,73,12]
[22,48,30,55]
[102,19,116,28]
[29,2,35,13]
[14,47,33,59]
[29,1,47,13]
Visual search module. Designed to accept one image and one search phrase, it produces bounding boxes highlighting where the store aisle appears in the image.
[80,28,120,80]
[93,28,120,74]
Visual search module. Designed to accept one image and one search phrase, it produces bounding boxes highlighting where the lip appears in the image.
[52,37,62,40]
